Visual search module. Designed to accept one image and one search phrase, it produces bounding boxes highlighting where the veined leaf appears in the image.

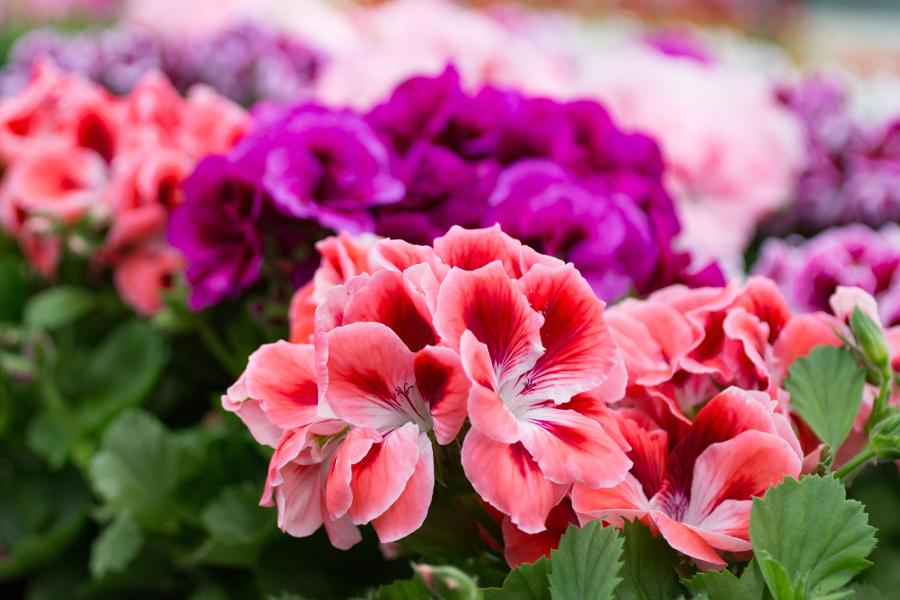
[548,521,623,600]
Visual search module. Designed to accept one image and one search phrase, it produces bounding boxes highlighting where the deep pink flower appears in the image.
[571,388,802,568]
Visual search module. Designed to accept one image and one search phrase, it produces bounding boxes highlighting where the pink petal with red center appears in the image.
[349,422,422,524]
[685,430,801,524]
[733,277,792,343]
[415,346,470,444]
[693,499,753,545]
[342,270,437,352]
[519,407,631,488]
[372,431,435,542]
[462,430,567,534]
[433,224,524,277]
[322,322,418,431]
[517,264,619,403]
[434,262,544,384]
[245,341,319,431]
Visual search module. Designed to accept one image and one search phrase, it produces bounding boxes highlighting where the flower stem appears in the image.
[195,317,242,378]
[834,445,876,482]
[865,370,894,433]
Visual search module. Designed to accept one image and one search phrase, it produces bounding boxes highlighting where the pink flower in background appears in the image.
[571,388,802,568]
[576,46,805,272]
[0,60,248,314]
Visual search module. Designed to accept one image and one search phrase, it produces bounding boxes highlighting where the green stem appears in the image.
[195,317,242,378]
[865,371,894,433]
[834,445,876,481]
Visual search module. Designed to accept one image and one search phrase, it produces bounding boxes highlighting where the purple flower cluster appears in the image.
[0,22,321,104]
[765,77,900,235]
[168,66,723,309]
[754,224,900,326]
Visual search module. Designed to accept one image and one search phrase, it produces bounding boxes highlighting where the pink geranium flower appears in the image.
[571,387,802,568]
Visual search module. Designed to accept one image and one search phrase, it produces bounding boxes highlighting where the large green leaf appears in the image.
[89,410,202,531]
[90,511,143,578]
[77,320,169,431]
[685,560,765,600]
[785,347,866,457]
[24,286,95,330]
[374,577,431,599]
[750,475,877,597]
[483,557,551,600]
[616,520,679,600]
[548,521,623,600]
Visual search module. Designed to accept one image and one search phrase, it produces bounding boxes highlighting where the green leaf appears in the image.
[785,347,865,459]
[685,559,765,600]
[757,551,804,600]
[750,475,877,597]
[90,512,143,578]
[24,286,95,330]
[548,521,623,600]
[483,557,551,600]
[88,410,202,531]
[77,320,169,432]
[201,483,272,545]
[616,520,679,600]
[0,255,26,322]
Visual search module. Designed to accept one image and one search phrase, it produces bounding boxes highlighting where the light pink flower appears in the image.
[571,387,802,569]
[577,46,805,272]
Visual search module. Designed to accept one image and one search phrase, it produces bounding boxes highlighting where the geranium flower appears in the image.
[430,229,632,533]
[571,387,802,568]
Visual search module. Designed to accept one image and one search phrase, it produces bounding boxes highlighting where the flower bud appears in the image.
[850,306,890,375]
[415,564,480,600]
[871,411,900,460]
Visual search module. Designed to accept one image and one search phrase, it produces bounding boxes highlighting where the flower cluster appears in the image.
[225,226,632,548]
[170,66,722,310]
[0,60,247,313]
[224,226,821,569]
[754,224,900,327]
[0,21,322,105]
[765,77,900,236]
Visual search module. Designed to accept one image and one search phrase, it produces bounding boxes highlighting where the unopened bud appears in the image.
[871,411,900,460]
[850,306,890,375]
[415,564,480,600]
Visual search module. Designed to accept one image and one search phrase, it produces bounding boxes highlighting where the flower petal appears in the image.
[518,263,619,402]
[433,224,524,276]
[343,269,437,351]
[322,322,417,430]
[245,341,319,431]
[685,430,801,524]
[519,407,631,488]
[275,462,324,538]
[372,431,435,542]
[415,346,470,444]
[461,430,566,534]
[348,422,421,524]
[434,261,544,385]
